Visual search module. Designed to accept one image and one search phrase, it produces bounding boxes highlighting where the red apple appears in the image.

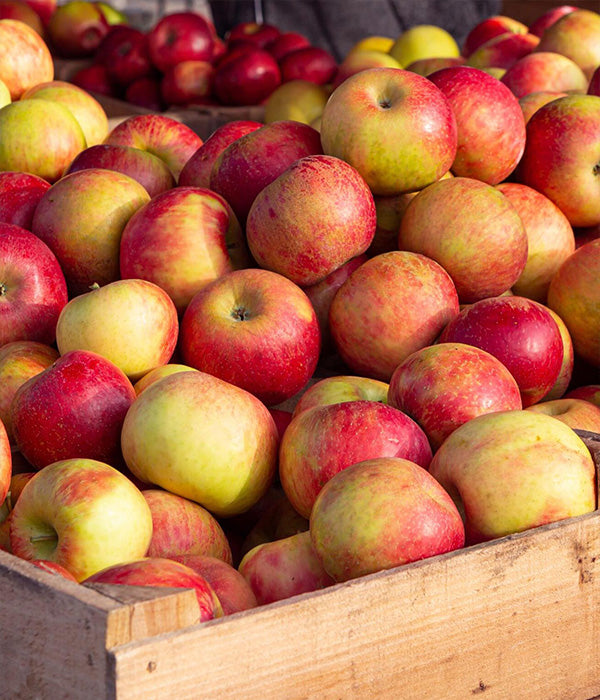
[95,24,153,88]
[565,385,600,407]
[160,59,214,106]
[147,11,214,74]
[279,46,337,85]
[518,90,567,123]
[0,419,10,507]
[589,66,600,96]
[542,306,574,401]
[0,0,43,34]
[29,559,78,581]
[462,15,528,57]
[466,32,540,71]
[22,0,55,25]
[46,0,109,58]
[0,18,53,99]
[70,62,116,97]
[0,171,50,229]
[213,46,281,106]
[528,5,577,37]
[227,21,280,49]
[500,51,588,99]
[267,31,310,61]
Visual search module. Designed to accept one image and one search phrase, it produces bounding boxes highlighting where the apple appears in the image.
[280,399,432,518]
[160,59,214,107]
[565,385,600,406]
[399,177,527,303]
[0,171,50,229]
[0,471,34,552]
[31,167,150,295]
[147,11,214,74]
[66,143,175,198]
[94,24,153,88]
[518,90,567,124]
[30,559,78,581]
[246,155,375,286]
[348,35,394,55]
[461,15,528,57]
[70,62,115,97]
[180,268,321,407]
[528,5,577,37]
[404,56,465,76]
[427,66,526,185]
[292,375,389,418]
[0,419,10,507]
[178,119,263,188]
[103,113,203,180]
[120,370,279,517]
[310,456,465,582]
[10,457,152,581]
[466,32,540,71]
[263,79,329,125]
[500,52,588,99]
[46,0,109,58]
[133,363,197,395]
[438,295,564,407]
[55,278,179,382]
[428,410,596,545]
[143,489,232,563]
[212,46,281,106]
[332,49,401,89]
[95,1,128,26]
[12,349,136,469]
[547,238,600,368]
[209,119,322,224]
[22,0,54,25]
[0,77,9,108]
[526,398,600,433]
[329,250,459,381]
[542,306,575,402]
[0,223,68,347]
[227,21,280,49]
[239,530,334,605]
[320,67,457,196]
[125,76,163,111]
[517,95,600,228]
[0,341,58,444]
[0,18,53,99]
[369,190,421,257]
[0,99,86,183]
[589,66,600,96]
[389,24,460,66]
[0,0,43,34]
[266,31,310,61]
[279,46,337,85]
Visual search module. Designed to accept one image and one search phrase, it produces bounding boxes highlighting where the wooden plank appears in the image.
[111,511,600,700]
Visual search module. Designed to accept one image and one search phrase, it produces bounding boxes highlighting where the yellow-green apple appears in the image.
[438,296,564,407]
[213,46,281,106]
[310,456,465,582]
[404,56,465,76]
[466,32,540,71]
[118,187,237,314]
[124,76,163,111]
[547,239,600,367]
[0,18,53,99]
[264,79,329,125]
[209,119,322,224]
[565,385,600,406]
[66,144,175,198]
[0,0,43,33]
[279,400,432,518]
[332,50,401,89]
[533,9,600,80]
[427,66,526,184]
[330,250,460,381]
[526,397,600,433]
[428,409,596,545]
[279,46,337,85]
[500,52,588,99]
[528,5,577,37]
[239,530,334,605]
[95,1,128,26]
[70,62,115,98]
[518,90,567,123]
[291,375,389,418]
[0,341,58,444]
[30,559,78,581]
[348,35,394,55]
[388,342,522,451]
[320,67,457,196]
[541,305,574,401]
[227,21,279,48]
[517,95,600,228]
[55,278,179,382]
[46,0,109,58]
[0,171,50,229]
[0,419,10,507]
[12,349,136,469]
[103,113,203,180]
[178,119,263,189]
[180,268,321,406]
[461,15,528,57]
[83,557,223,620]
[169,554,257,615]
[266,31,310,61]
[21,79,109,147]
[147,11,214,73]
[120,370,278,517]
[133,363,197,395]
[143,489,232,563]
[9,457,152,581]
[0,224,68,347]
[94,24,153,89]
[246,155,376,286]
[0,99,86,183]
[389,24,460,66]
[399,177,527,303]
[496,182,575,303]
[160,59,214,107]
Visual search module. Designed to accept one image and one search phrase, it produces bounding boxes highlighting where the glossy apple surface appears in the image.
[147,11,214,73]
[0,18,53,99]
[0,171,50,229]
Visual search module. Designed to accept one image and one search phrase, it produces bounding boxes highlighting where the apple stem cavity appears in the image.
[30,533,58,544]
[231,306,251,321]
[379,99,392,110]
[0,282,6,296]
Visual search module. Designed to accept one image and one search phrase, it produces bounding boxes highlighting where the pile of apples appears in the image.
[0,3,600,624]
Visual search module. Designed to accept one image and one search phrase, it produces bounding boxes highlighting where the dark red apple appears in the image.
[160,59,214,107]
[147,11,214,74]
[528,5,577,37]
[125,76,163,110]
[267,31,310,61]
[212,46,281,106]
[70,63,116,97]
[95,24,154,88]
[0,171,50,229]
[227,21,280,49]
[279,46,337,85]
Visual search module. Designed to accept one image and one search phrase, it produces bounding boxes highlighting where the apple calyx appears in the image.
[0,282,6,296]
[231,306,251,321]
[594,162,600,177]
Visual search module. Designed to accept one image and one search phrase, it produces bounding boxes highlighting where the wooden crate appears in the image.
[2,433,600,699]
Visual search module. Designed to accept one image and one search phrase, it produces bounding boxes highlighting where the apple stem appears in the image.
[30,534,58,544]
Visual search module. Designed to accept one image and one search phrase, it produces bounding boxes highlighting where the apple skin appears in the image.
[500,52,588,99]
[160,59,214,107]
[399,177,528,303]
[180,268,321,407]
[266,31,310,61]
[0,471,34,551]
[292,375,389,418]
[83,557,223,621]
[279,46,337,85]
[70,63,115,97]
[133,363,197,395]
[103,113,203,180]
[541,305,574,401]
[212,46,281,106]
[31,168,150,296]
[496,182,575,303]
[0,171,49,230]
[404,56,465,77]
[227,21,280,49]
[528,5,577,37]
[332,50,401,90]
[30,559,78,581]
[310,457,465,583]
[330,250,460,381]
[239,531,334,605]
[0,0,43,34]
[0,419,10,507]
[147,11,214,74]
[388,342,523,451]
[264,79,330,126]
[428,410,596,545]
[466,32,540,71]
[280,400,433,519]
[125,76,163,111]
[22,0,54,25]
[389,24,460,67]
[209,120,322,225]
[427,66,526,185]
[55,278,179,383]
[517,95,600,229]
[320,67,458,196]
[0,18,53,99]
[179,119,262,189]
[9,458,153,582]
[0,223,68,347]
[438,296,564,408]
[526,398,600,433]
[120,370,279,518]
[246,155,376,286]
[518,90,567,124]
[94,24,153,88]
[142,489,232,563]
[47,0,110,58]
[0,341,58,444]
[461,15,528,58]
[66,144,175,199]
[169,554,257,615]
[565,385,600,407]
[12,349,136,469]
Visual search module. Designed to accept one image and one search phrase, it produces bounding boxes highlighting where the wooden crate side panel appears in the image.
[111,513,600,700]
